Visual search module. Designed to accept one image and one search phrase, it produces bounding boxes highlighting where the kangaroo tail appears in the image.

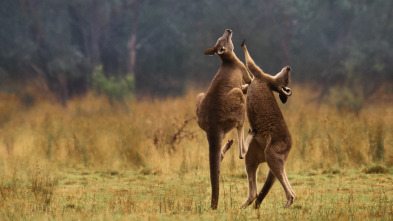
[207,133,223,209]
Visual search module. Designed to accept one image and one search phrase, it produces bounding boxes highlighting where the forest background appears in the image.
[1,0,393,105]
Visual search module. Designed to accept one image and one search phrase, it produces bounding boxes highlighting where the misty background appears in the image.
[1,0,392,106]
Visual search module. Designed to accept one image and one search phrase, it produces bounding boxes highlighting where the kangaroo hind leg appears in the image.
[265,142,295,208]
[196,93,206,114]
[241,138,259,208]
[237,125,246,159]
[226,88,247,159]
[241,161,258,208]
[254,170,276,209]
[195,93,207,130]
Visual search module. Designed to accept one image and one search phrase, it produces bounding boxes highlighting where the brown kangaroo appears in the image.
[196,29,252,209]
[240,40,295,209]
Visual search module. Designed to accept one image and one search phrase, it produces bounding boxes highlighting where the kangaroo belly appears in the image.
[198,89,245,133]
[246,82,285,135]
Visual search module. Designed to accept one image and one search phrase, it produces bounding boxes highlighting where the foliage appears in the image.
[1,0,393,102]
[92,66,135,102]
[329,87,363,115]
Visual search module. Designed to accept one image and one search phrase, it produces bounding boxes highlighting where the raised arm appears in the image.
[241,40,264,79]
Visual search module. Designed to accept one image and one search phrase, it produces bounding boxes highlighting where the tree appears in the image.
[1,0,393,103]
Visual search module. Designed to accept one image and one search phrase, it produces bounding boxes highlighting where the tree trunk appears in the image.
[127,0,144,76]
[128,33,137,76]
[90,1,101,66]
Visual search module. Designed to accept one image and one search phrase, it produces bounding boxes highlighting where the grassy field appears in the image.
[0,85,392,220]
[1,164,392,220]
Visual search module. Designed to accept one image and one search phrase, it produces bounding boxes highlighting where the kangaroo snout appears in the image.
[226,29,232,33]
[286,66,291,72]
[282,87,292,96]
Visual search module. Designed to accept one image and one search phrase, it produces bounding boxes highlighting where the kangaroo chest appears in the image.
[246,81,286,135]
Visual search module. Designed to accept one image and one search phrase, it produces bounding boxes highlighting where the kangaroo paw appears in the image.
[248,129,257,136]
[241,39,246,47]
[221,139,234,161]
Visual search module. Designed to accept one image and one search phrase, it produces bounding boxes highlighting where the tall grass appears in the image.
[0,85,392,172]
[0,85,392,219]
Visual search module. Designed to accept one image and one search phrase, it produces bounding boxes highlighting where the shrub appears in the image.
[92,66,134,102]
[329,87,363,115]
[363,165,390,174]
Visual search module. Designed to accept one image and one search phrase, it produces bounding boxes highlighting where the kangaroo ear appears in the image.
[217,46,226,54]
[279,93,288,104]
[204,46,216,56]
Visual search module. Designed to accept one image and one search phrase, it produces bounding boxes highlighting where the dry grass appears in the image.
[0,85,392,219]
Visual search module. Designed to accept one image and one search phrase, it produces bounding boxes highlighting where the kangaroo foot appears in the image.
[241,196,256,209]
[254,200,261,209]
[221,139,234,161]
[284,196,294,208]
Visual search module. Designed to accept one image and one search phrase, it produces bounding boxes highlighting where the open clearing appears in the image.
[1,164,392,220]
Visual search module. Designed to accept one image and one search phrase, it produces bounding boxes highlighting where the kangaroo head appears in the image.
[203,29,234,56]
[273,66,292,104]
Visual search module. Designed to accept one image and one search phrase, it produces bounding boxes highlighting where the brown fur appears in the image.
[240,41,295,209]
[196,30,252,210]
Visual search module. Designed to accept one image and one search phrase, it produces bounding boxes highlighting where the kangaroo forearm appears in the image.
[242,69,252,84]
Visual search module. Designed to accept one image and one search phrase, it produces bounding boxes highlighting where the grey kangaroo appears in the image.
[240,40,295,209]
[196,29,252,209]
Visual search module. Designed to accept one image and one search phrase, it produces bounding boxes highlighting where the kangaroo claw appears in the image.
[241,39,246,47]
[248,129,257,136]
[220,139,234,161]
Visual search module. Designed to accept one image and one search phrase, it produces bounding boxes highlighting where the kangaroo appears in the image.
[240,40,295,209]
[196,29,252,209]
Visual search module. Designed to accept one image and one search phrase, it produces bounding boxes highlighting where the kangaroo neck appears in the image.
[218,51,239,64]
[257,73,275,87]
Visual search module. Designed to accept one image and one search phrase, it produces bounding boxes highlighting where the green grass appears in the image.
[1,162,392,220]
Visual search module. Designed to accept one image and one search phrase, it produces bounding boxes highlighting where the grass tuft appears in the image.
[364,165,390,174]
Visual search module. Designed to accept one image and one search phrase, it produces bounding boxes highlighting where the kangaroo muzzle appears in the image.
[281,87,292,96]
